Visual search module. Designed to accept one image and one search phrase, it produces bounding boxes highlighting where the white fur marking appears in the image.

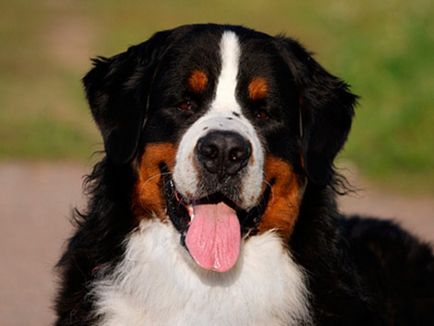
[211,31,241,113]
[173,31,265,209]
[93,220,312,325]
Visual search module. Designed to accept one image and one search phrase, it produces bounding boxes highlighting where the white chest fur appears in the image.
[92,220,311,326]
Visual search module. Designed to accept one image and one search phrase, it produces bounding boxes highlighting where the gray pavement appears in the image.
[0,162,432,325]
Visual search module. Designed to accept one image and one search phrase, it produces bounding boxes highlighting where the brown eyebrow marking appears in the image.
[248,77,268,101]
[188,70,208,93]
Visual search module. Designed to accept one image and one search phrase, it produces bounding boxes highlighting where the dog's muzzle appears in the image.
[170,121,266,273]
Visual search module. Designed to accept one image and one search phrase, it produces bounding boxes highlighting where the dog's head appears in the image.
[83,24,356,272]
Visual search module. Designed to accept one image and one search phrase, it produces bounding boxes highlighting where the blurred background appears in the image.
[0,0,433,324]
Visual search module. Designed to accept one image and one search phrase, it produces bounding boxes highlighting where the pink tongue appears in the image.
[185,202,241,272]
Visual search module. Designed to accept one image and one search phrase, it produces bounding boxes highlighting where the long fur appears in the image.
[92,221,312,325]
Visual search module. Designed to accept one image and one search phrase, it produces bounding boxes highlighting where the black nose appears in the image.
[196,130,252,178]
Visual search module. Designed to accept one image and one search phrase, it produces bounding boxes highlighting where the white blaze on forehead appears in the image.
[211,31,241,113]
[173,30,264,209]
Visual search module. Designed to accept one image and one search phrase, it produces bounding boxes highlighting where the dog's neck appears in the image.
[91,219,313,326]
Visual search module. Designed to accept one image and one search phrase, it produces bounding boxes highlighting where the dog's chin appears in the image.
[160,163,271,273]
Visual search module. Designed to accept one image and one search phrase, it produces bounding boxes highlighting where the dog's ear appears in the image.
[275,37,357,187]
[83,31,171,164]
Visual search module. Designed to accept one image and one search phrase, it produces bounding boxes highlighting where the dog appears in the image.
[55,24,434,325]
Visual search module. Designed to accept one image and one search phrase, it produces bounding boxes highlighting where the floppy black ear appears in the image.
[275,37,357,187]
[83,31,171,164]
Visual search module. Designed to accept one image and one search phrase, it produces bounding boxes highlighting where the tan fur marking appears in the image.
[258,156,304,241]
[132,143,177,221]
[188,70,208,93]
[248,77,268,101]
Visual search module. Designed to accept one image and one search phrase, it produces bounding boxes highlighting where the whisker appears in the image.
[262,178,274,202]
[140,171,172,188]
[137,172,173,208]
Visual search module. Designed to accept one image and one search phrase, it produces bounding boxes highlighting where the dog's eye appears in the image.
[255,109,270,120]
[177,100,194,112]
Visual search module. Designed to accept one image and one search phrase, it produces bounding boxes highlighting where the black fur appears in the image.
[55,24,434,325]
[274,36,357,187]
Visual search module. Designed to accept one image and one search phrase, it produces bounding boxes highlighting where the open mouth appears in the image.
[160,163,271,273]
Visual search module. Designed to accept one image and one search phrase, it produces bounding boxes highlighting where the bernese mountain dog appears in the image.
[55,24,434,325]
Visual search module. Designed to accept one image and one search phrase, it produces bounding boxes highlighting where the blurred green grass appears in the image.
[1,0,433,192]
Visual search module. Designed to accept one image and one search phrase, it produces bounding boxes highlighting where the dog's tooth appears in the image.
[187,205,195,221]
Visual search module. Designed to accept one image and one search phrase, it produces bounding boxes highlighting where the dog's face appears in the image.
[84,24,356,273]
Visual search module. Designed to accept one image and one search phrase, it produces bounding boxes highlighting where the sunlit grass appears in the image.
[0,0,433,191]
